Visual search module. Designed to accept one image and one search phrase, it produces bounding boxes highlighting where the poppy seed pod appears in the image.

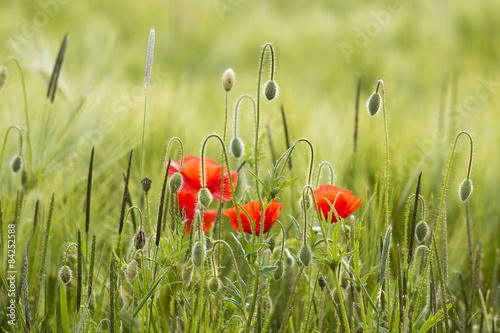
[208,277,220,293]
[141,178,152,193]
[222,68,235,92]
[58,265,73,285]
[0,65,7,91]
[136,231,146,250]
[125,260,138,284]
[199,188,213,208]
[230,137,244,159]
[273,259,284,280]
[299,244,313,266]
[415,221,429,243]
[10,155,23,173]
[366,92,382,116]
[169,172,183,194]
[192,241,203,267]
[264,80,278,100]
[458,178,473,202]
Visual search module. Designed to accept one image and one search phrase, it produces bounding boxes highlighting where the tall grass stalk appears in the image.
[85,147,94,240]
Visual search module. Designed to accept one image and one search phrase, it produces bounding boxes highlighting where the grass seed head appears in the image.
[366,92,382,116]
[459,178,473,202]
[222,68,235,92]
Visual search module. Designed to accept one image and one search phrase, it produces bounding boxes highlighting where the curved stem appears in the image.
[63,243,78,264]
[166,137,185,171]
[316,161,334,188]
[273,220,286,260]
[276,138,315,186]
[233,94,256,138]
[0,125,23,180]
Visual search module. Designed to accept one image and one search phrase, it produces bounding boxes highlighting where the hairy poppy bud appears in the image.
[458,178,473,202]
[125,260,138,284]
[141,178,152,193]
[273,259,284,280]
[222,68,235,92]
[136,231,146,250]
[285,249,295,267]
[169,173,183,193]
[59,265,73,285]
[264,80,278,100]
[299,244,313,266]
[208,277,220,293]
[0,65,7,91]
[366,92,382,116]
[10,155,23,173]
[182,259,193,285]
[299,193,312,211]
[416,245,429,257]
[268,238,276,253]
[192,241,203,267]
[415,221,429,243]
[230,137,244,159]
[318,276,327,289]
[199,188,212,208]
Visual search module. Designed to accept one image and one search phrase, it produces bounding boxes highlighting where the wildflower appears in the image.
[223,199,283,235]
[178,192,217,235]
[313,185,361,222]
[168,156,238,202]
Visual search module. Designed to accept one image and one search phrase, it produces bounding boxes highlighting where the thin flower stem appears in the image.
[333,265,351,333]
[139,90,148,198]
[316,161,334,188]
[233,94,256,138]
[274,220,286,260]
[376,79,390,230]
[0,125,23,180]
[277,265,304,333]
[245,262,260,332]
[466,202,473,268]
[166,137,185,171]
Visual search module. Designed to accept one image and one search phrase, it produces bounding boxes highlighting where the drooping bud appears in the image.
[222,68,235,92]
[366,92,382,116]
[10,155,23,173]
[268,238,276,253]
[0,65,7,91]
[58,265,73,285]
[208,277,220,293]
[416,245,429,257]
[141,178,152,193]
[192,241,203,267]
[299,244,313,266]
[264,80,278,100]
[299,193,312,211]
[285,249,295,267]
[415,221,429,243]
[458,178,473,202]
[229,137,244,159]
[169,173,183,193]
[181,258,193,285]
[273,259,284,280]
[125,260,138,284]
[136,231,146,250]
[198,188,212,208]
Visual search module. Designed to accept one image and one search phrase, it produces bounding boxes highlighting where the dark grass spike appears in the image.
[31,200,39,237]
[397,245,404,331]
[22,240,31,332]
[118,150,133,235]
[156,158,171,246]
[47,33,68,103]
[123,173,137,232]
[280,104,292,170]
[407,172,422,265]
[266,123,276,165]
[353,76,361,152]
[85,147,94,237]
[457,271,469,327]
[109,252,118,333]
[87,233,96,305]
[76,229,82,312]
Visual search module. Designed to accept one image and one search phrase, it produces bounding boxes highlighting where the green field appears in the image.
[1,0,500,332]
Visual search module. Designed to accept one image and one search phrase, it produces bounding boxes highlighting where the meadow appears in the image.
[1,0,500,332]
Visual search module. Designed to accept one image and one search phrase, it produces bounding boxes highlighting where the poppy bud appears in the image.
[416,245,429,257]
[58,265,73,285]
[10,155,23,173]
[268,238,276,253]
[0,65,7,91]
[208,277,220,293]
[299,193,312,211]
[415,221,429,243]
[458,178,473,202]
[134,251,142,268]
[366,92,382,116]
[21,170,28,187]
[264,80,278,100]
[169,173,183,193]
[222,68,235,92]
[182,259,193,285]
[318,276,327,289]
[199,188,212,208]
[125,260,138,284]
[141,178,152,193]
[136,231,146,250]
[285,249,295,267]
[273,259,284,280]
[299,244,313,266]
[192,241,203,267]
[230,137,244,159]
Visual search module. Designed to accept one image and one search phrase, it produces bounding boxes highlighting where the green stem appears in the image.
[277,265,304,333]
[232,94,256,138]
[245,262,260,332]
[166,137,185,171]
[316,161,335,188]
[139,90,148,199]
[333,265,351,333]
[376,79,390,230]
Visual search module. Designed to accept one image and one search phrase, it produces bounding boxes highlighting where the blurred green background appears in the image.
[1,0,500,296]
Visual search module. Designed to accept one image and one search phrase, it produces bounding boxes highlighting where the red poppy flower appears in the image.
[178,192,217,235]
[313,185,361,222]
[168,156,238,202]
[223,199,283,235]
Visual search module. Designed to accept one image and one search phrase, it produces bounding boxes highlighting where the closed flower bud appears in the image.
[415,221,429,243]
[134,251,142,268]
[10,155,23,173]
[192,241,203,267]
[264,80,278,100]
[458,178,473,202]
[268,238,276,253]
[230,137,244,159]
[273,259,284,280]
[208,277,220,293]
[0,65,7,91]
[285,249,295,267]
[21,170,28,187]
[299,193,312,211]
[182,259,193,285]
[318,276,327,289]
[136,231,146,250]
[125,260,138,284]
[199,188,212,208]
[58,265,73,285]
[169,173,183,193]
[366,92,382,116]
[416,245,429,257]
[299,244,313,266]
[222,68,235,91]
[141,178,152,193]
